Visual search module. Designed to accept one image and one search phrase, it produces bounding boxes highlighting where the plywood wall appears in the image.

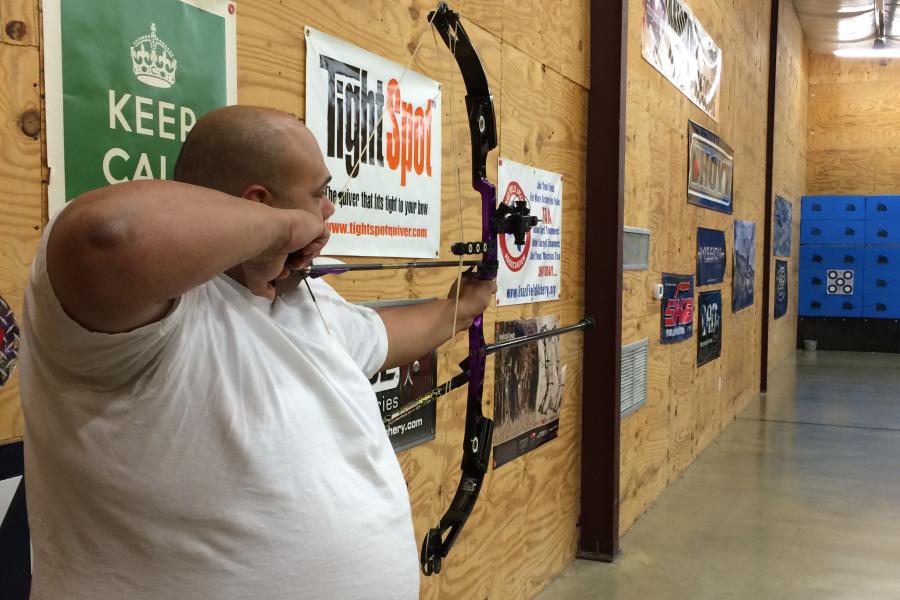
[768,1,808,371]
[1,0,590,597]
[620,0,807,534]
[0,0,42,444]
[807,54,900,194]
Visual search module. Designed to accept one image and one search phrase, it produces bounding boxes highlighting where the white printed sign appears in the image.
[496,159,562,306]
[305,27,442,258]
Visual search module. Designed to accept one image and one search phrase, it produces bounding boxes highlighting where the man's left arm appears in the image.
[375,277,496,369]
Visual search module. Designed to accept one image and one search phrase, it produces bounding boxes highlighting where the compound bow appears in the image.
[305,2,593,576]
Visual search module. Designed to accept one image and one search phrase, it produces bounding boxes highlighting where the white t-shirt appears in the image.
[20,219,419,599]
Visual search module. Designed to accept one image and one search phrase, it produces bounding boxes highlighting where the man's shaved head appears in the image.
[174,105,314,199]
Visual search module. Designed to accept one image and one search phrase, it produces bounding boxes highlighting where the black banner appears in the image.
[697,227,726,285]
[698,290,722,366]
[775,260,788,319]
[371,353,437,452]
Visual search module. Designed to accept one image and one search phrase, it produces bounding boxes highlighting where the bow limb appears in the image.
[420,2,499,577]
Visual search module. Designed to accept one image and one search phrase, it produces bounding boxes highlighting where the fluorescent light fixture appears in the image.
[834,38,900,57]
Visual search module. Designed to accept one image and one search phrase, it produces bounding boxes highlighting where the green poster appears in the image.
[44,0,237,216]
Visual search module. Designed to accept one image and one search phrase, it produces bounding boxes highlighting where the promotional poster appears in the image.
[697,227,726,285]
[492,315,565,468]
[697,290,722,366]
[43,0,236,218]
[733,220,756,311]
[661,273,695,344]
[641,0,722,120]
[775,260,788,319]
[687,121,734,214]
[370,354,437,452]
[306,27,442,257]
[774,196,792,257]
[496,159,563,306]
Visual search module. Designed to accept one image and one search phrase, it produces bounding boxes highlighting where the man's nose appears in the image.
[322,198,335,220]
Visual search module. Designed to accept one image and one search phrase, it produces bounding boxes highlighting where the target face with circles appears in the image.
[826,270,854,295]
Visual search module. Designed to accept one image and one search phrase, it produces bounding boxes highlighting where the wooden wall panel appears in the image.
[619,0,807,535]
[0,0,42,444]
[808,54,900,194]
[768,1,808,371]
[5,0,590,597]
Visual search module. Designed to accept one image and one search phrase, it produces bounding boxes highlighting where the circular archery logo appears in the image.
[498,181,532,272]
[0,296,20,388]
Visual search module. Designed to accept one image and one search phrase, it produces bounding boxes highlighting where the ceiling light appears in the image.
[834,38,900,57]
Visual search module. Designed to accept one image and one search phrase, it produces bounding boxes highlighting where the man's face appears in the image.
[275,123,335,222]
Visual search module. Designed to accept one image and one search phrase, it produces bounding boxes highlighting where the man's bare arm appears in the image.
[376,277,496,369]
[47,180,328,333]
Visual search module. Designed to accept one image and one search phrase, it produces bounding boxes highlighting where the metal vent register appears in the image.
[620,339,648,416]
[623,226,650,270]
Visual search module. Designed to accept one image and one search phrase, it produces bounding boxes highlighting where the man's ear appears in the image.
[241,184,276,207]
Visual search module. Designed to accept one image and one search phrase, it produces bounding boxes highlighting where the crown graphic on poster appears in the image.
[131,23,177,88]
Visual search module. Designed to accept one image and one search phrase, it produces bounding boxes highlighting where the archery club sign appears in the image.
[496,159,563,306]
[305,27,442,258]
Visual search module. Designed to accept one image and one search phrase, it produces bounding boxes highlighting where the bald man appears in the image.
[20,106,494,600]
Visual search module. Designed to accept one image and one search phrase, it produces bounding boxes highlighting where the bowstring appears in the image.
[438,17,466,348]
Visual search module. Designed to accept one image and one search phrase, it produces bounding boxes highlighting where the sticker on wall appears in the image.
[0,297,20,388]
[492,315,565,469]
[775,260,789,319]
[774,196,792,257]
[697,290,722,367]
[826,270,854,295]
[661,273,694,344]
[697,227,726,285]
[733,220,756,312]
[687,121,734,214]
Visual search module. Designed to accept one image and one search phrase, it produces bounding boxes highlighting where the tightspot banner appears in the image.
[306,27,442,258]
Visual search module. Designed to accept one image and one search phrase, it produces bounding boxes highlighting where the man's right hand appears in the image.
[241,210,330,300]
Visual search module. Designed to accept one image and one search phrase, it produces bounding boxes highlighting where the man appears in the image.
[20,106,495,599]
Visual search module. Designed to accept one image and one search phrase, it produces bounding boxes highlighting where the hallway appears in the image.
[538,351,900,599]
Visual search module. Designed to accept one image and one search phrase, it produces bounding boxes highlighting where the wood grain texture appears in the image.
[619,0,805,535]
[768,0,807,372]
[0,0,39,47]
[807,52,900,195]
[3,0,589,596]
[0,0,40,444]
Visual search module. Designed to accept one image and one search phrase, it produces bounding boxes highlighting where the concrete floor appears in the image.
[537,351,900,600]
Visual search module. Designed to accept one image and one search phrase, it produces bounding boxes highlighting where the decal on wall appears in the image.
[661,273,694,344]
[697,290,722,366]
[733,220,756,311]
